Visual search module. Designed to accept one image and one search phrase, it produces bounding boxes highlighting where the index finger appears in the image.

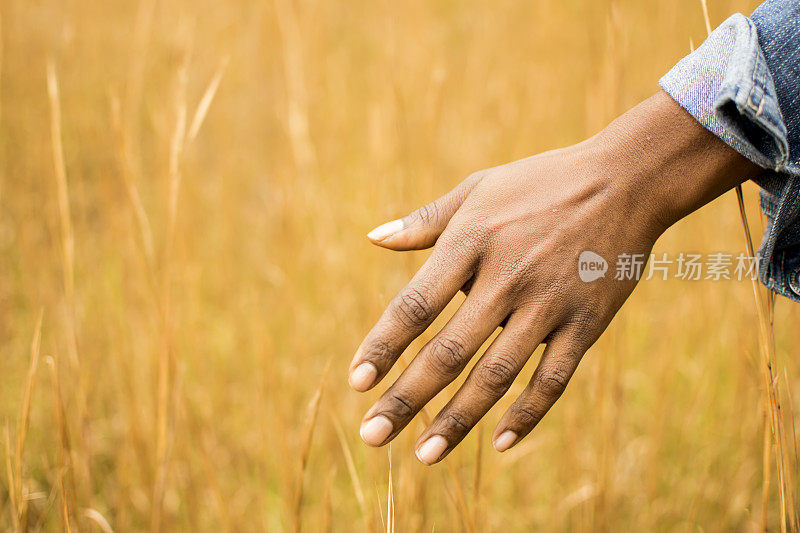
[349,245,475,392]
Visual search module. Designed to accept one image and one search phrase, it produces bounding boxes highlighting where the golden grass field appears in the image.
[2,0,800,530]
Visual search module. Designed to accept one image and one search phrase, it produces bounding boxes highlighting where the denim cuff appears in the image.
[659,13,789,172]
[658,13,800,303]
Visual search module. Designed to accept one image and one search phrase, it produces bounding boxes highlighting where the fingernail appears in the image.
[360,415,393,446]
[367,219,404,242]
[492,430,517,452]
[415,435,448,465]
[349,362,377,391]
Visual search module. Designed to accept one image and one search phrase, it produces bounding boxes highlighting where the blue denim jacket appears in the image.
[659,0,800,302]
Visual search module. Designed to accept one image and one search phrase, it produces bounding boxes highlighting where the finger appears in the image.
[412,312,553,465]
[491,327,593,452]
[358,283,508,447]
[349,246,476,392]
[366,172,483,251]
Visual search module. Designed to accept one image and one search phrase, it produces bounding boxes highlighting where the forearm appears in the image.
[657,4,800,301]
[592,90,762,232]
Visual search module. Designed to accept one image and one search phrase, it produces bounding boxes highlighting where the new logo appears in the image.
[578,250,607,282]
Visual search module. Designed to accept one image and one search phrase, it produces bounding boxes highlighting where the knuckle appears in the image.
[444,410,471,433]
[515,405,542,427]
[475,354,516,395]
[535,367,570,398]
[393,287,434,328]
[428,335,469,374]
[385,391,415,419]
[413,201,441,225]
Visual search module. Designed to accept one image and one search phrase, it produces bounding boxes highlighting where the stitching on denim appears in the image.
[780,250,786,286]
[749,34,762,108]
[741,89,788,166]
[746,77,758,113]
[713,112,772,167]
[745,32,790,167]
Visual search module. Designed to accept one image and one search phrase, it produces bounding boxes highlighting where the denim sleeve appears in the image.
[659,0,800,302]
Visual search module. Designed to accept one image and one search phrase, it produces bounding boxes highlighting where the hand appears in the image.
[349,91,760,465]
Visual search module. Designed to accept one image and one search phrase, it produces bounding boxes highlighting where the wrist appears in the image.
[592,90,762,233]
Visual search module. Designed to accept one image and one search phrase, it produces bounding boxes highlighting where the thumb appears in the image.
[366,172,483,250]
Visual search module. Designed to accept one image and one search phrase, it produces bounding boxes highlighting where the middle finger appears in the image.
[359,282,508,447]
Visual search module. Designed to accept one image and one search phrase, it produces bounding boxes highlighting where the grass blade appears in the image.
[332,414,370,526]
[293,358,331,532]
[187,56,229,144]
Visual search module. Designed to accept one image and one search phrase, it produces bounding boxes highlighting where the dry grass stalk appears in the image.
[698,2,797,529]
[31,481,59,532]
[46,60,83,413]
[731,51,797,533]
[152,50,231,531]
[292,359,331,532]
[46,355,76,531]
[395,351,475,530]
[46,59,89,523]
[332,414,370,527]
[59,492,71,533]
[273,0,317,177]
[185,402,232,532]
[322,466,335,532]
[375,485,385,531]
[783,370,800,480]
[781,371,800,531]
[82,508,113,533]
[763,405,773,531]
[699,0,713,34]
[4,422,18,531]
[187,56,230,144]
[164,49,190,274]
[416,406,475,533]
[729,169,788,530]
[16,311,43,469]
[152,44,190,533]
[386,446,394,533]
[472,424,483,530]
[109,93,156,273]
[9,310,44,529]
[46,60,75,305]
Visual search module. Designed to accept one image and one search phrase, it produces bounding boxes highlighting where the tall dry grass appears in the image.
[1,0,798,530]
[698,1,799,529]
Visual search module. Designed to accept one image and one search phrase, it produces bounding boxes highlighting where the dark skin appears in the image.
[349,90,762,465]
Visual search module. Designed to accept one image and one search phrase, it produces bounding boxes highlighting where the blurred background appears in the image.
[2,0,798,530]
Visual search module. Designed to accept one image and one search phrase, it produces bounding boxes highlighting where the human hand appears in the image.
[349,91,760,465]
